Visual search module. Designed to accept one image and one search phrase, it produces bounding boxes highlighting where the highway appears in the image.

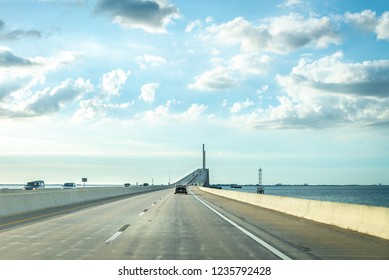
[1,186,389,260]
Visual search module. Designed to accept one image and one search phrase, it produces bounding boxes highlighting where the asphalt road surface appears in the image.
[1,186,389,260]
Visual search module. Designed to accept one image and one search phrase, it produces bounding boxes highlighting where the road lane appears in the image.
[96,188,282,259]
[0,189,171,259]
[192,192,291,260]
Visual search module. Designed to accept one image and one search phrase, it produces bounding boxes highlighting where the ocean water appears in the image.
[220,185,389,208]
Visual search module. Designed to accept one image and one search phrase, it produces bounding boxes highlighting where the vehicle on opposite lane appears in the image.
[23,180,46,190]
[61,182,77,189]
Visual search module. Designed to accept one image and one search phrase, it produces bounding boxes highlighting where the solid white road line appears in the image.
[192,192,292,260]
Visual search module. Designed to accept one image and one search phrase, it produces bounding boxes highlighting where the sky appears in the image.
[0,0,389,185]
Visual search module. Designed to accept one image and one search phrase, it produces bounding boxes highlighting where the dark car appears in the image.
[174,184,187,194]
[23,180,46,190]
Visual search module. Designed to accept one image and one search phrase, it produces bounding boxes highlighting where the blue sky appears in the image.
[1,0,389,185]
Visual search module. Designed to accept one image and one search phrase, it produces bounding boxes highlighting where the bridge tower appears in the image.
[202,144,206,169]
[202,144,210,186]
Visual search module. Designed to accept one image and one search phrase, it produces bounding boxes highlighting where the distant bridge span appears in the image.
[174,168,210,187]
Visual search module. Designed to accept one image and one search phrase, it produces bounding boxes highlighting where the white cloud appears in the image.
[72,98,103,121]
[206,14,340,54]
[205,17,266,53]
[185,19,201,33]
[0,47,82,117]
[345,10,389,41]
[189,52,271,91]
[0,47,79,78]
[139,82,159,103]
[220,52,389,129]
[0,20,41,41]
[28,78,93,114]
[71,69,132,122]
[228,53,272,74]
[376,12,389,40]
[135,54,166,69]
[278,0,302,8]
[0,46,34,67]
[205,16,214,24]
[38,51,81,72]
[278,51,389,98]
[256,85,269,94]
[259,52,389,128]
[344,10,377,31]
[95,0,180,34]
[138,101,207,125]
[188,66,238,91]
[141,104,169,123]
[230,99,255,114]
[191,13,339,92]
[71,97,133,122]
[181,103,207,120]
[101,68,130,97]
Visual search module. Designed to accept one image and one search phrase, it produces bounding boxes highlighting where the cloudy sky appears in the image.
[1,0,388,185]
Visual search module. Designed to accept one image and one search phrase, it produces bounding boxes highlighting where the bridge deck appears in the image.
[1,186,388,259]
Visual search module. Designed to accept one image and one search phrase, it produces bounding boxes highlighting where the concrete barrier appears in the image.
[200,187,389,240]
[0,186,171,218]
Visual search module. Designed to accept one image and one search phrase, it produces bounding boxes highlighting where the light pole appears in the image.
[257,168,264,194]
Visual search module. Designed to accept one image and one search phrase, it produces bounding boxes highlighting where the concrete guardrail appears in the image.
[0,186,172,218]
[200,187,389,240]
